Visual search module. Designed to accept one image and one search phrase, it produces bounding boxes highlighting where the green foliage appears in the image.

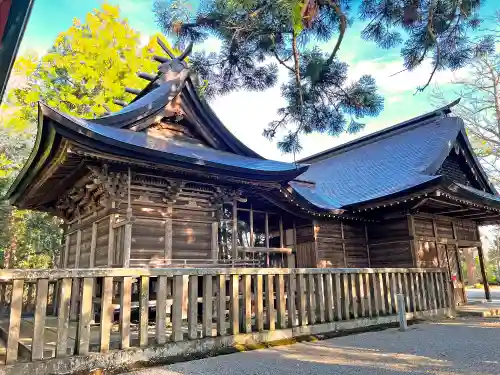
[0,4,178,269]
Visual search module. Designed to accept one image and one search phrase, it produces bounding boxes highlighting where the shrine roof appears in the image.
[290,101,499,211]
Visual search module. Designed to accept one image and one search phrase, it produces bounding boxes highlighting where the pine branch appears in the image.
[272,49,294,72]
[325,0,347,65]
[291,31,304,115]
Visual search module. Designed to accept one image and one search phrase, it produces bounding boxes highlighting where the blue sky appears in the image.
[14,0,500,161]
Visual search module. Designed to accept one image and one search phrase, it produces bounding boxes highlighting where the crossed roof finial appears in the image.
[155,37,193,62]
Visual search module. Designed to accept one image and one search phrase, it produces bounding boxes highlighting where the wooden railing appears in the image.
[0,267,453,374]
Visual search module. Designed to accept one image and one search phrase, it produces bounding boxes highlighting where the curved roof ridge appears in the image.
[299,99,461,163]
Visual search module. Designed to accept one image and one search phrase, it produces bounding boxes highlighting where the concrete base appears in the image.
[0,308,454,375]
[457,302,500,317]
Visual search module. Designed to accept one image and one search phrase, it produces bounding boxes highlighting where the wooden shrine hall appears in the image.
[7,39,499,302]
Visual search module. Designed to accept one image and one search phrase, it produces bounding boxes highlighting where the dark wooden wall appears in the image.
[367,218,413,267]
[295,224,316,268]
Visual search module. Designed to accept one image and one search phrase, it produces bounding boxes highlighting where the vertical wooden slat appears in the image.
[56,278,72,358]
[384,273,393,313]
[390,273,397,313]
[415,272,423,311]
[351,274,358,319]
[203,275,213,337]
[216,275,226,336]
[420,271,428,311]
[397,273,403,296]
[188,275,198,340]
[75,278,93,356]
[139,276,149,347]
[435,272,443,309]
[438,272,446,308]
[358,273,365,317]
[410,272,417,312]
[229,274,239,334]
[156,276,168,344]
[371,273,379,317]
[256,275,264,331]
[120,277,132,349]
[275,274,286,328]
[172,275,184,341]
[379,273,387,315]
[324,273,334,322]
[343,273,350,319]
[266,274,275,330]
[286,274,296,327]
[297,274,306,326]
[307,273,316,325]
[32,279,49,360]
[242,274,252,333]
[429,272,437,313]
[315,274,325,323]
[100,276,113,352]
[335,273,342,321]
[6,280,24,365]
[403,272,410,311]
[364,273,372,318]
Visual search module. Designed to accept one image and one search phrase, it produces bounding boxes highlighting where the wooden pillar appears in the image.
[432,218,441,266]
[89,222,97,268]
[279,216,284,248]
[265,213,269,267]
[165,206,173,263]
[407,215,417,267]
[211,222,218,263]
[107,201,116,266]
[341,220,347,267]
[477,245,491,301]
[70,230,82,320]
[232,200,238,260]
[249,205,254,247]
[123,167,133,268]
[63,234,70,268]
[474,225,490,301]
[364,223,371,267]
[265,212,270,248]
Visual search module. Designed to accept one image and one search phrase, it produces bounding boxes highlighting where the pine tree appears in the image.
[154,0,494,154]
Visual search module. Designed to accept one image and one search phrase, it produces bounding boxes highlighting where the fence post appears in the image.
[396,294,407,331]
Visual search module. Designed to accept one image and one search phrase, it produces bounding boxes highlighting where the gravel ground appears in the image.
[125,317,500,375]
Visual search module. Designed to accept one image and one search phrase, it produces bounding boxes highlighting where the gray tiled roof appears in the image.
[43,104,307,177]
[291,116,465,209]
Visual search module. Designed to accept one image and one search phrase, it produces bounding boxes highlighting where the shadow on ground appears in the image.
[125,318,500,375]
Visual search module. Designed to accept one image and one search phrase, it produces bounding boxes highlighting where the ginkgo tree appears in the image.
[0,4,178,268]
[8,3,177,125]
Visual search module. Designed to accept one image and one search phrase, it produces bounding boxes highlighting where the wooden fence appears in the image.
[0,267,453,375]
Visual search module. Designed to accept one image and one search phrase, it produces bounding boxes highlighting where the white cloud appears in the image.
[349,59,470,94]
